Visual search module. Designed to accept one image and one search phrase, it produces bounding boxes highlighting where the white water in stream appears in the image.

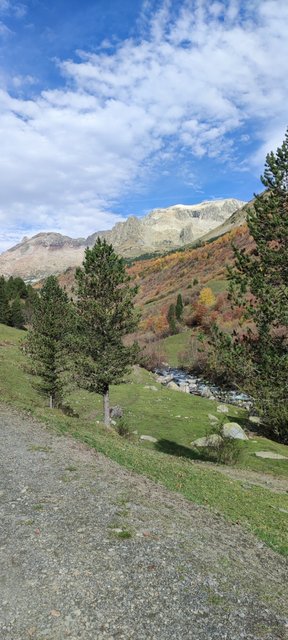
[155,367,253,409]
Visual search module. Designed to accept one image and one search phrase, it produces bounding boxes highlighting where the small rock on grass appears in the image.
[191,434,223,448]
[140,435,158,443]
[208,414,219,422]
[217,404,229,413]
[255,451,288,460]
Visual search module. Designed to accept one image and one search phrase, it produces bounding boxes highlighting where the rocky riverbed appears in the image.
[155,367,253,409]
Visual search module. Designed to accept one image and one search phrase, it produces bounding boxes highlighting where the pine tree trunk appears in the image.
[103,386,110,427]
[49,395,54,409]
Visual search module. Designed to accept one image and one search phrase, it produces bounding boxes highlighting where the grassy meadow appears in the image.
[0,323,287,555]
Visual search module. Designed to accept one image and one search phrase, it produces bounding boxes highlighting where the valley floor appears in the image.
[0,405,287,640]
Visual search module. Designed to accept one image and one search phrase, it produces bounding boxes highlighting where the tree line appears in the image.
[26,238,139,426]
[0,276,38,329]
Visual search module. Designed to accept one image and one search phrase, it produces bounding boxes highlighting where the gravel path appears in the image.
[0,405,287,640]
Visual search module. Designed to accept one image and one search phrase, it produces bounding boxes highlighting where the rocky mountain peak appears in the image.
[0,198,246,282]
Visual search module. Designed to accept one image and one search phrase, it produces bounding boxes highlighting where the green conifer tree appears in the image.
[0,276,10,325]
[10,295,25,329]
[75,238,139,427]
[211,130,288,442]
[175,293,184,321]
[27,276,74,408]
[167,303,177,334]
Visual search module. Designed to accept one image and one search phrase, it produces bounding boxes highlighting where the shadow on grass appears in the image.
[155,438,214,462]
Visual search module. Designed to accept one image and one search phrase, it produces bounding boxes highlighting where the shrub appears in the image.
[115,417,131,438]
[141,344,166,370]
[208,422,242,466]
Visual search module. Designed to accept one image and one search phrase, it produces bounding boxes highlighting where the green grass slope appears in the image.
[0,323,287,555]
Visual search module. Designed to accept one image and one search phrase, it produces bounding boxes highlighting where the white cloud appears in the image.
[0,0,287,251]
[0,0,26,17]
[0,19,12,35]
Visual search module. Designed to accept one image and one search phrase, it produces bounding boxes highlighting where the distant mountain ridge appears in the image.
[0,198,246,282]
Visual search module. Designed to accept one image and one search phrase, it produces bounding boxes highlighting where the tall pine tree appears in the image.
[211,130,288,442]
[0,276,10,325]
[175,293,184,321]
[76,238,138,426]
[75,238,139,426]
[27,276,74,408]
[10,295,25,329]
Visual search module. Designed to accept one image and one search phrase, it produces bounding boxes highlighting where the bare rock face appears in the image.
[0,233,87,283]
[0,198,246,282]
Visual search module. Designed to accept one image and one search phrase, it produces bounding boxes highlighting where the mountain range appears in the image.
[0,198,246,282]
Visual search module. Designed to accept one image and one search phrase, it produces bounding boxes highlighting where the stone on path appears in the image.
[191,434,223,448]
[217,404,229,414]
[222,423,248,440]
[140,435,158,443]
[255,451,288,460]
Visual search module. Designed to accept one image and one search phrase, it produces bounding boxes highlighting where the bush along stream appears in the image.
[155,367,253,409]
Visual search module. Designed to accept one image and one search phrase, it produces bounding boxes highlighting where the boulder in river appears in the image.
[179,382,190,393]
[167,381,181,391]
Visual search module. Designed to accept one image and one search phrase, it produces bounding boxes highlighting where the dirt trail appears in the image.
[0,405,287,640]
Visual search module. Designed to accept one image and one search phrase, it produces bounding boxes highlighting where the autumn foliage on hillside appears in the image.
[54,222,252,370]
[127,224,251,342]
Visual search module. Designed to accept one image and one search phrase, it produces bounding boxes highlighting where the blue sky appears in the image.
[0,0,287,250]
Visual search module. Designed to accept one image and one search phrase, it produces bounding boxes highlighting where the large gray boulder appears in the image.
[222,422,248,440]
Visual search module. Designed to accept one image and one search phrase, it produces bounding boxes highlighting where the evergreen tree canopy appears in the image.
[75,238,139,425]
[27,275,74,408]
[0,275,34,328]
[10,295,25,329]
[0,276,10,325]
[175,293,184,321]
[211,129,288,443]
[167,303,177,334]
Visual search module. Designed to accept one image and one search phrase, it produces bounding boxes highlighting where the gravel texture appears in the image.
[0,405,287,640]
